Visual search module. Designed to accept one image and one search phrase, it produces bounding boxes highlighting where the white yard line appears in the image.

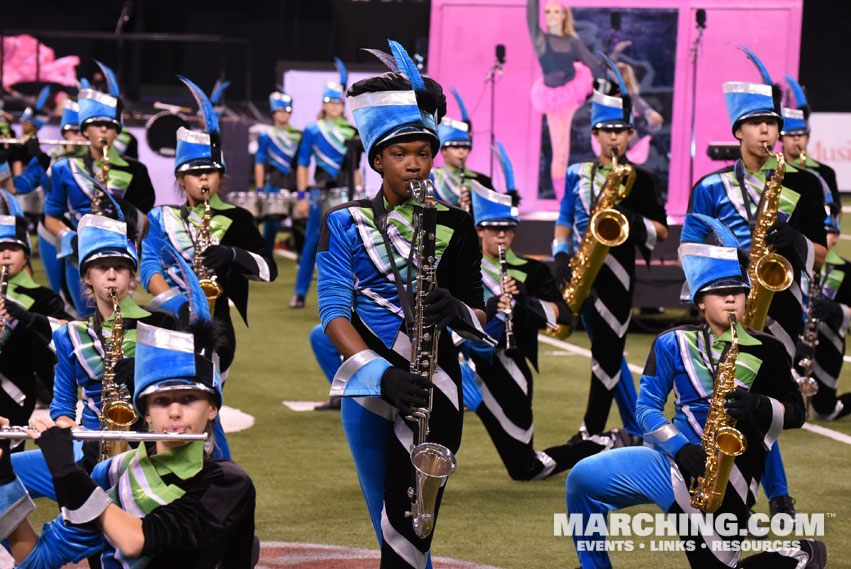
[540,334,851,446]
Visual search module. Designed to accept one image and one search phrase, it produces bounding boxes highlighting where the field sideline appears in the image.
[24,238,851,568]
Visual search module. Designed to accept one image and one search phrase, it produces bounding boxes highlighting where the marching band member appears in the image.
[430,87,492,209]
[254,90,302,251]
[687,46,827,521]
[6,86,51,177]
[552,54,667,444]
[318,41,489,568]
[0,214,71,443]
[44,61,155,317]
[290,58,358,309]
[565,213,825,569]
[0,322,256,567]
[461,143,628,481]
[141,76,276,378]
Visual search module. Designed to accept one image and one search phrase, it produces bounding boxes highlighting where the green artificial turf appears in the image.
[24,236,851,568]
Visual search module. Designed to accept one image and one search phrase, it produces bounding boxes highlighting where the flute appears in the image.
[0,426,207,442]
[0,138,91,146]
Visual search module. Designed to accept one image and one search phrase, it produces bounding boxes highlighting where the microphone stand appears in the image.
[688,11,706,188]
[485,61,502,179]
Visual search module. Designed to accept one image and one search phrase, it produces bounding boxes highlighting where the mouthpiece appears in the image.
[728,312,737,325]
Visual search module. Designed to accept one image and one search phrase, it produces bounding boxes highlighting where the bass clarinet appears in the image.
[405,179,457,539]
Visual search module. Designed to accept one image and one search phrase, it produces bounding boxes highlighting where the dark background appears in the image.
[0,0,845,111]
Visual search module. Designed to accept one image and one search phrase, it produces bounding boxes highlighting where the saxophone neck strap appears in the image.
[371,190,416,333]
[700,326,720,377]
[734,159,772,228]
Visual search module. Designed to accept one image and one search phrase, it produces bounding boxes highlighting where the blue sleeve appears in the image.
[44,160,69,218]
[18,516,103,569]
[317,210,355,329]
[140,209,167,290]
[636,333,689,458]
[688,175,716,217]
[254,131,269,165]
[49,328,82,422]
[12,157,46,195]
[296,125,314,168]
[556,164,580,229]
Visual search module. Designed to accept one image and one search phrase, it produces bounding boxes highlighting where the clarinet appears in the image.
[458,158,471,212]
[796,272,821,406]
[0,266,9,352]
[497,243,518,354]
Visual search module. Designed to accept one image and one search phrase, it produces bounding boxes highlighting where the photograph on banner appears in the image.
[534,7,677,202]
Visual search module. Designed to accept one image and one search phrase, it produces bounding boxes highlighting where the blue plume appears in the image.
[161,244,211,323]
[210,79,231,105]
[176,75,219,137]
[94,60,120,97]
[494,141,515,191]
[784,74,808,109]
[34,85,50,112]
[333,57,348,89]
[450,86,469,122]
[598,51,627,97]
[388,40,425,92]
[79,78,90,90]
[76,172,124,222]
[734,44,772,85]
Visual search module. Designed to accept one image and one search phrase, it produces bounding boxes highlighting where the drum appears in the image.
[321,188,349,211]
[264,191,292,219]
[19,188,45,216]
[145,111,190,157]
[230,191,263,219]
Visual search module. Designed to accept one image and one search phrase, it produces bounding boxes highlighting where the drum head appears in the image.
[145,111,189,157]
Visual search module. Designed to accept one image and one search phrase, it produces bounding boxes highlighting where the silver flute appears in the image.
[0,426,207,441]
[0,138,91,146]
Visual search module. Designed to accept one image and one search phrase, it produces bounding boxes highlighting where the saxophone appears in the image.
[90,139,110,216]
[551,150,635,338]
[99,289,140,461]
[458,158,471,212]
[497,243,518,354]
[796,272,821,404]
[797,144,808,166]
[405,179,457,539]
[741,145,794,331]
[689,313,747,513]
[194,185,224,311]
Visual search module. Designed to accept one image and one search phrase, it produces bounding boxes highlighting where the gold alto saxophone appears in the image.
[405,179,457,539]
[99,289,140,460]
[690,313,747,513]
[90,139,110,216]
[741,145,794,331]
[458,158,471,212]
[194,185,224,311]
[497,243,518,354]
[551,149,635,338]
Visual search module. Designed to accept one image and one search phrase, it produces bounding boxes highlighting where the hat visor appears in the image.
[592,120,633,130]
[698,278,750,295]
[478,219,519,228]
[371,126,440,169]
[81,249,137,272]
[80,117,122,131]
[176,158,226,173]
[139,379,217,399]
[780,126,810,136]
[442,140,472,149]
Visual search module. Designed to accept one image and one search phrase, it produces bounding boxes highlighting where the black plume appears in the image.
[187,318,226,359]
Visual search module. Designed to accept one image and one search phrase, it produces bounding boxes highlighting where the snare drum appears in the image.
[321,188,349,211]
[20,188,45,216]
[264,191,292,219]
[230,191,263,219]
[145,111,190,157]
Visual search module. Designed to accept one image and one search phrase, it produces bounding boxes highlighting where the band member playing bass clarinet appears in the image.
[461,143,629,481]
[688,46,827,522]
[552,54,667,446]
[317,41,491,569]
[565,213,824,569]
[0,321,256,568]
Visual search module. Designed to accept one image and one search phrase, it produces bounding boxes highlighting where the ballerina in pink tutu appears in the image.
[527,0,600,193]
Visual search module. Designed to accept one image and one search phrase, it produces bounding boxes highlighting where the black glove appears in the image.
[0,147,8,164]
[553,252,572,288]
[422,287,460,330]
[794,339,816,364]
[113,357,135,392]
[0,438,15,485]
[380,367,432,417]
[25,137,50,170]
[201,245,235,272]
[485,295,503,321]
[35,427,109,527]
[812,298,845,329]
[725,388,772,425]
[765,221,805,258]
[674,443,706,485]
[3,300,37,329]
[70,234,79,258]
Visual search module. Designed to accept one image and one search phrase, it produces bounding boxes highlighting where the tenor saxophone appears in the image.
[551,149,635,338]
[689,314,747,513]
[405,179,457,539]
[99,289,140,460]
[741,145,794,331]
[194,185,224,311]
[90,139,110,216]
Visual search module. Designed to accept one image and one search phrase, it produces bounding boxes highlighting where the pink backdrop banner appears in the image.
[427,0,803,219]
